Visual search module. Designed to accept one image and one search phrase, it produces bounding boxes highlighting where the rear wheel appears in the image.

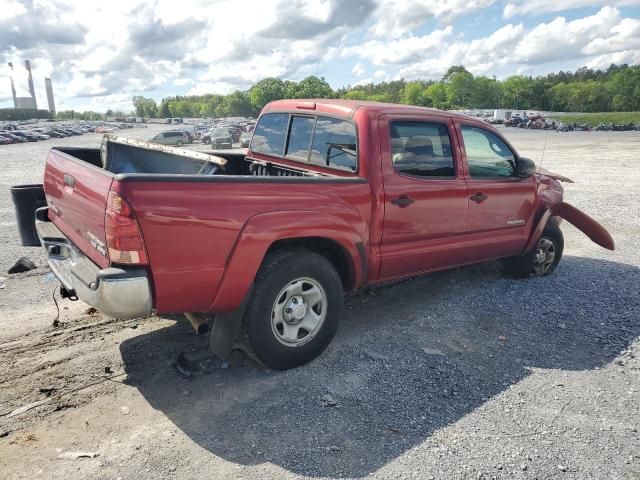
[503,221,564,279]
[176,140,184,147]
[242,249,343,370]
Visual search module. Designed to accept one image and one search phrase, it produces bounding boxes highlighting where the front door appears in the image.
[380,116,469,278]
[456,123,537,260]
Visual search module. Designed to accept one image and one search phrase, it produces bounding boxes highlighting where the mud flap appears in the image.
[551,202,615,250]
[208,286,252,361]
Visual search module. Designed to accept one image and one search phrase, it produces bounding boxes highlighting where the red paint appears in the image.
[44,149,112,269]
[42,100,614,316]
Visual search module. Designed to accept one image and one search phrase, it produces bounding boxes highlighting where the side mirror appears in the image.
[516,156,536,178]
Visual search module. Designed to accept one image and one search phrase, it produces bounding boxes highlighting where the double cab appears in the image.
[33,100,614,369]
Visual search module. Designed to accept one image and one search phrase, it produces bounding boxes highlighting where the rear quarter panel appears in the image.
[114,177,372,313]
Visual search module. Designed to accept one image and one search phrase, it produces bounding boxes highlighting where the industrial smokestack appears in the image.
[24,60,37,110]
[45,78,56,114]
[7,62,18,108]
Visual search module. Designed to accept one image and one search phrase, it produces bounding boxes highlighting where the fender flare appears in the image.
[522,202,615,254]
[209,210,366,312]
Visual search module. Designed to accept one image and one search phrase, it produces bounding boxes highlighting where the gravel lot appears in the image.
[0,126,638,479]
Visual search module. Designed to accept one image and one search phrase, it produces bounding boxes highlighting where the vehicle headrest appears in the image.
[404,136,433,156]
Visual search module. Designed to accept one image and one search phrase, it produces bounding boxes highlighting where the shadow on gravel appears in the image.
[120,256,640,478]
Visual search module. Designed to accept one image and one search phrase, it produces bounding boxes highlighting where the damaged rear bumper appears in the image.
[36,208,152,319]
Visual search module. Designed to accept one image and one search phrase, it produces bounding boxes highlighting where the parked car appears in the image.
[0,132,27,142]
[209,129,233,149]
[239,132,251,148]
[28,131,50,141]
[0,134,14,145]
[26,100,614,370]
[11,131,39,142]
[150,130,191,146]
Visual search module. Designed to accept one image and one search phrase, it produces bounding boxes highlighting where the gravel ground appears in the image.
[0,127,638,480]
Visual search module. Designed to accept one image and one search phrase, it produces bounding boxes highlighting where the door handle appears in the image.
[470,192,488,203]
[63,173,75,188]
[391,195,415,208]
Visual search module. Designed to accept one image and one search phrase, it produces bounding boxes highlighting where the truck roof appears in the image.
[262,99,474,122]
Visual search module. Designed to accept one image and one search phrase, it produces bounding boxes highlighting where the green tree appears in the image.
[132,96,158,117]
[446,70,475,108]
[158,99,171,118]
[470,76,500,108]
[221,91,253,117]
[501,75,533,109]
[291,76,334,98]
[249,78,286,110]
[343,89,369,100]
[425,83,448,109]
[401,81,430,106]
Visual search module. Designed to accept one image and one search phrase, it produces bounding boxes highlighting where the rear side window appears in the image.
[251,113,288,156]
[390,121,454,177]
[310,117,357,171]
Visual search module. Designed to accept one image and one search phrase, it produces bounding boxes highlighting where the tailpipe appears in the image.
[184,313,210,335]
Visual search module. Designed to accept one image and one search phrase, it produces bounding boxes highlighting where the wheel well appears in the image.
[266,237,355,291]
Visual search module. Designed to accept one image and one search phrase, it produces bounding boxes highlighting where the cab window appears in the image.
[285,116,314,160]
[251,113,288,156]
[309,117,357,172]
[252,113,357,172]
[390,121,454,177]
[461,126,516,178]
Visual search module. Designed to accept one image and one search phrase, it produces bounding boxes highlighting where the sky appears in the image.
[1,0,639,112]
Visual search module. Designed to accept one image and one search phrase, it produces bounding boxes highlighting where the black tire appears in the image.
[176,140,183,147]
[242,249,343,370]
[503,221,564,279]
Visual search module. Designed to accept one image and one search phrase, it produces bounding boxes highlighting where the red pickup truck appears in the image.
[32,100,614,369]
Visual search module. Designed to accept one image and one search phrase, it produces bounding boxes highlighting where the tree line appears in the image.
[131,64,640,119]
[5,63,637,122]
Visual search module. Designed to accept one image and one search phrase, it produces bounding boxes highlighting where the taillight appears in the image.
[105,191,148,265]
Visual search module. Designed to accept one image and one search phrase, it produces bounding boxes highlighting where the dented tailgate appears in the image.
[43,148,113,269]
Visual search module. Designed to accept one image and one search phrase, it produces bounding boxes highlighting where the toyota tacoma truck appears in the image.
[29,100,614,369]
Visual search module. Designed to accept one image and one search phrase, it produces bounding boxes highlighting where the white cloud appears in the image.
[587,50,640,70]
[504,0,640,18]
[344,5,639,81]
[369,0,497,38]
[343,27,454,67]
[351,63,366,76]
[511,6,626,64]
[1,1,639,112]
[187,81,238,96]
[352,77,374,86]
[0,0,27,21]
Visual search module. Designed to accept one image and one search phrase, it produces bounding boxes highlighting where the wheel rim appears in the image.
[532,237,556,276]
[271,277,327,347]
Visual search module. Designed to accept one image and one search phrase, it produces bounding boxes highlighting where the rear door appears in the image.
[379,115,469,278]
[456,122,537,260]
[44,149,113,268]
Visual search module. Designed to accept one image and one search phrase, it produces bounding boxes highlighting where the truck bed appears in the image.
[42,136,372,315]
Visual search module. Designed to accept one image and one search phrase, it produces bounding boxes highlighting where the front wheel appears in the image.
[503,221,564,279]
[242,249,343,370]
[176,140,184,146]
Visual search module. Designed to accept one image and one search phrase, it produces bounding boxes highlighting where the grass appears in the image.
[549,112,640,125]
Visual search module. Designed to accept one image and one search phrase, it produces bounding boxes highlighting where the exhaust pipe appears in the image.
[185,313,210,335]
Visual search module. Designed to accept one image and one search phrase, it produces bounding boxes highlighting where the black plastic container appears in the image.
[10,184,46,247]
